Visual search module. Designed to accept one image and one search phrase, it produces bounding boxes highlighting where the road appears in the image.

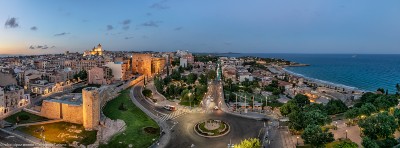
[0,130,33,147]
[132,79,266,148]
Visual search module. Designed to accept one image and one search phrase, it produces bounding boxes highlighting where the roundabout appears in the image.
[194,119,230,138]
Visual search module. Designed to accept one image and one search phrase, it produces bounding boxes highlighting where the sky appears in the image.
[1,0,400,55]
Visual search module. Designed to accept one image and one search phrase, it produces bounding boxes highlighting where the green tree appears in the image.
[234,138,261,148]
[280,101,300,116]
[375,138,398,148]
[171,70,181,80]
[186,73,198,84]
[362,137,379,148]
[301,124,334,147]
[292,94,310,108]
[206,70,217,80]
[332,140,358,148]
[396,83,400,95]
[358,112,398,139]
[325,99,348,115]
[304,103,325,113]
[199,74,207,85]
[288,111,306,131]
[344,108,359,119]
[393,108,400,125]
[304,110,331,126]
[359,103,377,116]
[376,88,385,94]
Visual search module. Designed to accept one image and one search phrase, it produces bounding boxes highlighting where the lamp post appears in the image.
[296,136,299,146]
[188,92,192,110]
[345,130,348,139]
[335,121,338,130]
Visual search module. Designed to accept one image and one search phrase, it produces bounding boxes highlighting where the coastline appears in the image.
[282,68,366,93]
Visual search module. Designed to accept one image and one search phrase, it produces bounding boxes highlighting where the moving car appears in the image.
[163,105,177,111]
[214,106,219,110]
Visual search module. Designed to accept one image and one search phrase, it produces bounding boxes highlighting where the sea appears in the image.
[217,53,400,93]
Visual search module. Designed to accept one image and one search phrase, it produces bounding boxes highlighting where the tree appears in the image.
[375,138,398,148]
[280,101,300,116]
[344,108,359,119]
[206,70,217,80]
[171,70,181,80]
[396,83,400,95]
[73,70,88,80]
[304,103,325,113]
[393,108,400,125]
[301,124,334,147]
[376,88,385,94]
[358,112,398,139]
[186,73,197,84]
[325,99,348,115]
[359,103,377,116]
[292,94,310,108]
[304,110,331,126]
[288,111,306,131]
[362,137,379,148]
[235,138,261,148]
[332,140,358,148]
[199,74,207,85]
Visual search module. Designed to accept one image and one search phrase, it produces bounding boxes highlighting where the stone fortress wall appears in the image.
[38,75,145,130]
[61,103,83,124]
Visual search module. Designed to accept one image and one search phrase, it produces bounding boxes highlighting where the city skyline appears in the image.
[1,0,400,55]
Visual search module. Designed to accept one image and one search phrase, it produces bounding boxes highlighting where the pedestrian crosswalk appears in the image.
[160,109,187,122]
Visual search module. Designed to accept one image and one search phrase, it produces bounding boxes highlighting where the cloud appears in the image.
[4,17,19,28]
[123,25,130,30]
[107,25,113,31]
[29,45,55,50]
[142,20,161,27]
[124,36,134,40]
[174,26,183,31]
[122,19,131,25]
[150,0,170,10]
[54,32,70,36]
[30,26,38,31]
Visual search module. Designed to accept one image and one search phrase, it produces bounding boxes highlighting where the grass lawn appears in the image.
[4,111,49,124]
[17,122,97,146]
[100,88,160,148]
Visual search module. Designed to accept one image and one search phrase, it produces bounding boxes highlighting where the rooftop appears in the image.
[46,93,82,105]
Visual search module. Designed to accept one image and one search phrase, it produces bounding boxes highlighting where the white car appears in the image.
[214,106,219,110]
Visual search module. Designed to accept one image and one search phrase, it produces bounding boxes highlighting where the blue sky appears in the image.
[1,0,400,54]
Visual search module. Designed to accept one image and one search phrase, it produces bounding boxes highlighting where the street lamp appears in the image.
[345,130,348,139]
[335,121,338,130]
[188,92,192,110]
[296,136,299,146]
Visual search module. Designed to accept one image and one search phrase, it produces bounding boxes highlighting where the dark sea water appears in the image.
[217,53,400,93]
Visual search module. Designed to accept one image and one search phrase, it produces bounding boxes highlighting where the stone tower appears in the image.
[82,87,100,130]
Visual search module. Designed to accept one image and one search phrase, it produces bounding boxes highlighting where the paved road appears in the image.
[133,82,171,116]
[0,130,33,147]
[166,112,265,148]
[131,79,266,148]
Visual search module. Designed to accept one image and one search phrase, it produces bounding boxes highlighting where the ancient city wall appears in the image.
[40,101,61,119]
[61,104,83,124]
